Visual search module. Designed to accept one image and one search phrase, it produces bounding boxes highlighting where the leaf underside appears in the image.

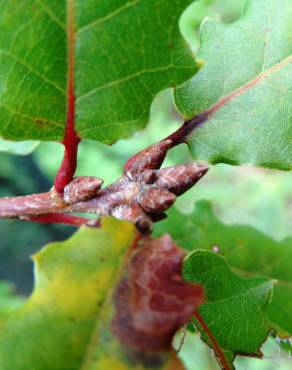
[174,0,292,170]
[0,0,198,143]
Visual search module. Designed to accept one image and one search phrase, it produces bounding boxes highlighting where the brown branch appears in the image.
[21,213,99,227]
[0,108,210,230]
[0,180,133,218]
[0,161,208,231]
[0,191,66,218]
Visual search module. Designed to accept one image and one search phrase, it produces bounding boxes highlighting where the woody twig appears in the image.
[0,113,209,232]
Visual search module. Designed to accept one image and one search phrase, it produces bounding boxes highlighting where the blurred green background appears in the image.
[0,0,291,368]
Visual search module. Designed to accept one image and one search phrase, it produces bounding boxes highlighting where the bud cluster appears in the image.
[64,140,208,232]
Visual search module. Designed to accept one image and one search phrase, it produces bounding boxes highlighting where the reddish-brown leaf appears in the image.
[112,235,204,352]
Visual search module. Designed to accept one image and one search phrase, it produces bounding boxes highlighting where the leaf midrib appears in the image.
[197,55,292,122]
[181,54,292,146]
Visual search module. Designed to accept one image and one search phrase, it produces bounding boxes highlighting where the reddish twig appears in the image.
[0,160,208,230]
[0,95,210,229]
[193,310,231,370]
[165,111,209,146]
[21,213,99,227]
[0,191,66,217]
[54,0,80,193]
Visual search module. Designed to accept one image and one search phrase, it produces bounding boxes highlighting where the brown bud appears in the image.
[138,170,157,184]
[135,217,153,234]
[124,140,172,179]
[63,176,103,204]
[137,187,176,213]
[155,163,208,195]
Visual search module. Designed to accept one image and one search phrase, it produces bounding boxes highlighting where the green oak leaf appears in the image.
[0,218,181,370]
[174,0,292,170]
[154,200,292,337]
[183,249,274,369]
[0,0,198,143]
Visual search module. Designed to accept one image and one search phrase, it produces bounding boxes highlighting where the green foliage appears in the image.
[175,0,292,170]
[0,1,291,369]
[154,200,292,336]
[0,0,198,143]
[183,249,273,368]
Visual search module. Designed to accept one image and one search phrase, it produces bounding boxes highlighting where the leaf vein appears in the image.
[35,0,66,30]
[77,65,173,102]
[0,49,66,95]
[77,0,142,35]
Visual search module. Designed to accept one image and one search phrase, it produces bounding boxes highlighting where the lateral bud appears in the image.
[63,176,103,204]
[156,163,209,195]
[124,139,173,179]
[138,187,176,213]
